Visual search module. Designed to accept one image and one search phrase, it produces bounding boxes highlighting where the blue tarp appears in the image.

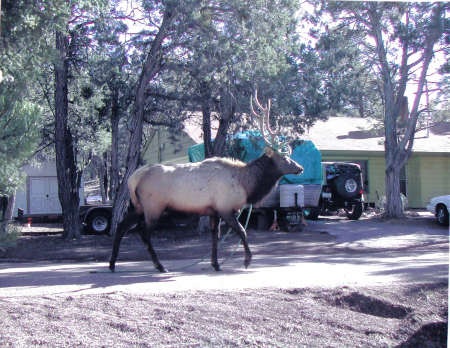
[188,131,322,185]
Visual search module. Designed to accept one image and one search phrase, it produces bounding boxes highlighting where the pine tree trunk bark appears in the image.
[213,92,234,156]
[5,194,15,221]
[98,154,108,203]
[54,30,82,240]
[197,93,212,240]
[369,4,444,219]
[197,81,213,235]
[109,88,120,202]
[110,7,175,236]
[385,165,404,217]
[370,7,405,219]
[383,83,404,218]
[196,90,235,235]
[199,81,213,159]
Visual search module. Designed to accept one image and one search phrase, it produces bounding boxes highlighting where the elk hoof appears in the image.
[244,256,252,269]
[212,264,222,272]
[156,265,168,273]
[109,263,115,273]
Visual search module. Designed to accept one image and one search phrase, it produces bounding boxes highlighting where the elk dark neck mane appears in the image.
[243,154,283,205]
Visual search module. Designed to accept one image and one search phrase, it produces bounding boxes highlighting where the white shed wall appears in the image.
[14,162,84,217]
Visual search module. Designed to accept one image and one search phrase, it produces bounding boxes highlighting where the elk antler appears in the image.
[250,90,292,156]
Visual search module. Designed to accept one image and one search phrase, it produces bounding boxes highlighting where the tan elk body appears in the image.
[109,91,304,273]
[129,158,249,219]
[129,148,301,220]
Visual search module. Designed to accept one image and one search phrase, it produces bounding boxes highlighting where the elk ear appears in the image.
[264,146,275,157]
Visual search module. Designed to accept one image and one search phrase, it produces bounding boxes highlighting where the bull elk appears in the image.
[109,91,303,273]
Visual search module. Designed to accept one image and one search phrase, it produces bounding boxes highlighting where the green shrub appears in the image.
[0,223,22,252]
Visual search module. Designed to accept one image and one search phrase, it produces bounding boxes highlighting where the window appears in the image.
[400,164,407,197]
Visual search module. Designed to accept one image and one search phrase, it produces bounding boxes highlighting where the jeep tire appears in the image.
[335,173,360,199]
[346,203,363,220]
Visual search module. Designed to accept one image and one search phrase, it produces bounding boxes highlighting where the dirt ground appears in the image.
[0,214,448,347]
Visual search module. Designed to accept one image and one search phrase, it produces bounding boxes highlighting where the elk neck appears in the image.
[243,154,284,205]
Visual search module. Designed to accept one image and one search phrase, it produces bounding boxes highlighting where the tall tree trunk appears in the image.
[98,152,108,203]
[199,81,213,158]
[109,88,120,202]
[110,7,175,236]
[357,92,364,118]
[213,91,234,156]
[385,165,403,217]
[383,82,403,218]
[368,3,444,218]
[197,89,236,235]
[54,30,81,239]
[5,194,15,221]
[197,81,214,235]
[369,5,407,218]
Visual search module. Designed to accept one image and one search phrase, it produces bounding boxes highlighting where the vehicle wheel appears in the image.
[335,174,360,199]
[303,207,320,220]
[346,203,363,220]
[86,210,111,235]
[436,204,449,226]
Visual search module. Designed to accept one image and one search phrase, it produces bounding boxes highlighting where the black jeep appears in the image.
[303,162,364,220]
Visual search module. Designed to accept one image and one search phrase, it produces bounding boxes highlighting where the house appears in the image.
[141,116,450,209]
[142,114,219,165]
[299,117,450,208]
[14,161,84,218]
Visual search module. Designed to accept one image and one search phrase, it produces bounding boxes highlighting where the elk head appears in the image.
[250,90,292,156]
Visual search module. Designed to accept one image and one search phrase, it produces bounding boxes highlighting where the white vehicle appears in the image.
[426,195,450,226]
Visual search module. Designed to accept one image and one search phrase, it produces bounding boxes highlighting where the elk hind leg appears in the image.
[210,212,221,271]
[220,210,252,268]
[139,218,167,273]
[109,212,143,272]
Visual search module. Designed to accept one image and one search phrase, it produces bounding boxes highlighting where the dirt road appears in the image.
[0,212,448,347]
[0,212,447,297]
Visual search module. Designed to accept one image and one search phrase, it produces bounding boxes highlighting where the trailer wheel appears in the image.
[303,207,319,220]
[86,210,111,235]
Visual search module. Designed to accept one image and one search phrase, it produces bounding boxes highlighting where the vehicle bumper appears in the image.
[426,204,436,215]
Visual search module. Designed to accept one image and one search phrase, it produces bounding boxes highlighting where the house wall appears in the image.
[411,156,450,208]
[366,156,386,204]
[322,152,449,209]
[407,157,422,208]
[142,129,196,165]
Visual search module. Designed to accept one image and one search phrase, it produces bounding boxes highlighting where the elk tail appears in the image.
[129,188,143,215]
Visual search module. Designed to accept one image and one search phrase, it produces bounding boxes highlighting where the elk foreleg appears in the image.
[220,210,252,268]
[139,219,168,273]
[210,212,221,271]
[109,212,144,272]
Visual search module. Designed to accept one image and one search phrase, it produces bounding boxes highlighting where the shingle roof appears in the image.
[299,117,450,154]
[182,114,450,155]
